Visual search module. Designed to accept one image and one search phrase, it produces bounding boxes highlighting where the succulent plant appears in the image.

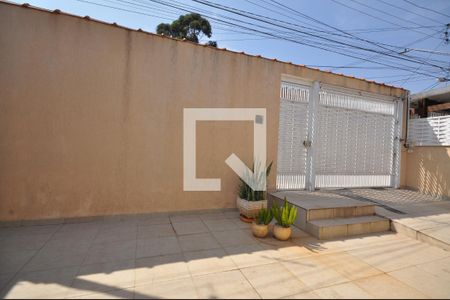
[255,208,273,225]
[238,161,273,201]
[272,197,297,228]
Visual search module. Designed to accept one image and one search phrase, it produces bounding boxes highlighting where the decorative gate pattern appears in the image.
[315,88,397,188]
[276,81,402,190]
[276,82,310,189]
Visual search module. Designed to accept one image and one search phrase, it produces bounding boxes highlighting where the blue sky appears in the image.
[11,0,450,93]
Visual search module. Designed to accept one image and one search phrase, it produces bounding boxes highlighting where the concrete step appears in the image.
[270,191,376,222]
[306,215,390,240]
[307,205,375,221]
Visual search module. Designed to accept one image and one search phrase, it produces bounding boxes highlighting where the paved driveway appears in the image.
[1,210,449,299]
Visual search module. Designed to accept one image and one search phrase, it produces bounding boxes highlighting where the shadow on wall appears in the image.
[405,146,450,199]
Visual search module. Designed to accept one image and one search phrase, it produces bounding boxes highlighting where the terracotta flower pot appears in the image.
[251,223,269,238]
[236,197,267,219]
[273,224,292,241]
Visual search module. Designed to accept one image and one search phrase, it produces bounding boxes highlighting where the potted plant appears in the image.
[252,208,273,238]
[237,161,273,222]
[271,197,298,241]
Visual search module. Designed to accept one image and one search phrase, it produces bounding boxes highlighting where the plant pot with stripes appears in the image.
[236,197,267,221]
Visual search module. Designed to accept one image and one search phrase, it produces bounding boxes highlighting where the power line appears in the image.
[192,0,448,71]
[331,0,441,39]
[328,0,449,68]
[112,0,181,17]
[137,0,449,76]
[403,0,450,19]
[249,0,442,33]
[422,81,441,91]
[266,0,429,53]
[331,28,445,71]
[402,48,450,56]
[349,0,441,33]
[368,73,424,79]
[249,0,441,53]
[377,0,443,25]
[305,65,399,69]
[267,0,449,67]
[242,0,336,35]
[400,40,445,85]
[75,0,173,20]
[386,76,434,84]
[135,0,447,67]
[75,0,447,79]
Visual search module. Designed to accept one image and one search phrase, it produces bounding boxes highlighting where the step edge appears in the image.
[308,215,389,227]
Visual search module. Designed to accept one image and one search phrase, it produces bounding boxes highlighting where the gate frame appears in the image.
[305,81,320,192]
[391,98,404,188]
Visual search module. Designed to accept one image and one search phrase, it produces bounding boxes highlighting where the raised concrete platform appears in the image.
[269,191,390,240]
[307,216,390,240]
[335,188,450,251]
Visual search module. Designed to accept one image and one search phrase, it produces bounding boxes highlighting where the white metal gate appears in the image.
[276,80,402,190]
[276,81,310,189]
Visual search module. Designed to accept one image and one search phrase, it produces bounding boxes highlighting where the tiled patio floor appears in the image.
[1,210,449,299]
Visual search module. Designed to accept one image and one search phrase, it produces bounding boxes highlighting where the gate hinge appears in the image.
[303,140,312,147]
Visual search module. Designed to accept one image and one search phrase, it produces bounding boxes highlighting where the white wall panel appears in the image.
[408,115,450,146]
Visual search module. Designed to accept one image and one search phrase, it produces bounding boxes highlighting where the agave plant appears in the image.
[238,161,273,201]
[272,197,297,228]
[255,208,273,225]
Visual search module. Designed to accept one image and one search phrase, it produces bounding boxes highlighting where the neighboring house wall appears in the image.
[403,114,450,198]
[404,147,450,199]
[0,2,406,221]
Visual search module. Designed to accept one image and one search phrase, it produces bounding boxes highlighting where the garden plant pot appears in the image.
[251,223,269,238]
[273,224,292,241]
[236,197,267,220]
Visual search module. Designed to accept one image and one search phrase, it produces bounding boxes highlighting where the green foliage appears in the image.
[256,208,273,225]
[156,23,173,37]
[156,13,217,46]
[238,161,273,202]
[272,197,297,228]
[238,180,248,199]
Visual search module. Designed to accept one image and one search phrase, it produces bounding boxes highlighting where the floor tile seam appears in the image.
[285,272,381,297]
[236,268,263,299]
[351,272,429,299]
[343,248,450,275]
[202,220,232,250]
[273,259,318,295]
[168,226,201,300]
[0,222,63,296]
[412,227,450,245]
[63,286,135,299]
[392,219,449,233]
[66,222,106,297]
[185,249,241,278]
[315,249,390,280]
[133,219,139,293]
[65,282,136,299]
[279,255,356,292]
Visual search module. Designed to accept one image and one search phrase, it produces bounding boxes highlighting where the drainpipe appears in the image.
[404,91,411,149]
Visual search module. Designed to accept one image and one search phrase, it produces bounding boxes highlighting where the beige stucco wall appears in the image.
[403,147,450,198]
[0,3,407,221]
